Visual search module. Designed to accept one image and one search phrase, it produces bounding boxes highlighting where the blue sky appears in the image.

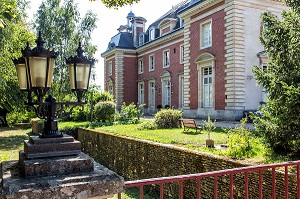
[27,0,184,89]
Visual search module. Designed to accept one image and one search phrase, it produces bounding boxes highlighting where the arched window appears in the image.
[196,53,215,108]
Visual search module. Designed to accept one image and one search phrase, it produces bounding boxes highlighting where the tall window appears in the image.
[162,80,171,107]
[163,50,170,68]
[180,45,184,64]
[179,75,184,109]
[138,82,144,105]
[149,28,155,41]
[139,59,143,74]
[108,61,112,76]
[149,55,155,71]
[203,67,213,107]
[149,81,155,110]
[201,20,212,49]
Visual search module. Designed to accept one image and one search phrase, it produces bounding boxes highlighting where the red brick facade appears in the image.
[101,0,286,119]
[188,8,226,110]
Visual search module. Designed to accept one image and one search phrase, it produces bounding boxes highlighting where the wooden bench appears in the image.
[180,119,202,133]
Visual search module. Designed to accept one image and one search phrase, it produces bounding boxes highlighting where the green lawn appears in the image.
[0,127,32,161]
[0,121,297,164]
[95,123,228,145]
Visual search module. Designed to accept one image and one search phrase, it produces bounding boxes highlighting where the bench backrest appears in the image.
[181,119,197,127]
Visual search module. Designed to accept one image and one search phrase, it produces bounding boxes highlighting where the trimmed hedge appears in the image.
[78,129,298,198]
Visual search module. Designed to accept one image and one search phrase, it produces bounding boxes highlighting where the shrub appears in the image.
[69,106,88,121]
[225,118,260,158]
[94,91,114,103]
[93,101,116,123]
[154,109,182,129]
[137,120,157,130]
[116,102,140,124]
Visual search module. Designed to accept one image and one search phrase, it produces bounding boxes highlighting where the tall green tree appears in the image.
[89,0,140,9]
[253,1,300,152]
[33,0,97,101]
[0,0,35,126]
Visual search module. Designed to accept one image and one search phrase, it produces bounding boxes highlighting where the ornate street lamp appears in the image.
[66,42,94,102]
[14,32,94,138]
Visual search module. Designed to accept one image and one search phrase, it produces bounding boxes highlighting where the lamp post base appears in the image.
[41,119,63,138]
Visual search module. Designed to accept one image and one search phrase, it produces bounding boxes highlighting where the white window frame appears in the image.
[149,54,155,71]
[149,28,155,41]
[139,33,144,46]
[200,19,212,49]
[162,79,171,107]
[138,59,143,74]
[138,82,144,105]
[180,44,184,64]
[163,50,170,68]
[179,74,184,109]
[160,73,171,108]
[196,53,215,109]
[108,61,112,76]
[202,67,213,108]
[148,80,156,110]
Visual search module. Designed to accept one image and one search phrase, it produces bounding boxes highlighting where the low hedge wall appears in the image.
[78,128,298,199]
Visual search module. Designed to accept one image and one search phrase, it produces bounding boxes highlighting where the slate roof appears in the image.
[178,0,206,14]
[102,32,135,55]
[146,0,189,32]
[102,0,208,55]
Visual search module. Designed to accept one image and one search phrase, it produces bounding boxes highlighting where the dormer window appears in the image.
[139,33,144,46]
[179,18,184,28]
[158,18,178,36]
[149,28,155,41]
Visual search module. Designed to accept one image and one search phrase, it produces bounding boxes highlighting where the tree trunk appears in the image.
[0,107,9,127]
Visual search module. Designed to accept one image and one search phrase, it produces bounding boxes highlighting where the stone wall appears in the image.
[78,128,298,198]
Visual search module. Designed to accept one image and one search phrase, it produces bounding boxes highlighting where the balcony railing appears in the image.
[118,160,300,199]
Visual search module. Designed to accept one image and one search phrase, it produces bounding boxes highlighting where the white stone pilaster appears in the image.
[224,0,246,110]
[183,19,191,110]
[115,51,124,110]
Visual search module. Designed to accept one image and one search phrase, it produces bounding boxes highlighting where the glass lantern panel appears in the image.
[75,63,90,90]
[46,58,55,87]
[29,57,48,88]
[68,64,75,90]
[16,63,28,90]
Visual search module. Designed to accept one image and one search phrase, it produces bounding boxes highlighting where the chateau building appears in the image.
[101,0,287,120]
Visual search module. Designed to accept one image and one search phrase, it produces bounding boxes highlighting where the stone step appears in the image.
[19,151,94,178]
[24,134,81,159]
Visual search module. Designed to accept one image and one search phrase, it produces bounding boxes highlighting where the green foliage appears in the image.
[34,0,98,101]
[226,118,262,158]
[137,120,157,130]
[0,0,35,122]
[252,8,300,152]
[69,106,88,121]
[7,110,36,124]
[154,109,182,129]
[91,0,140,9]
[93,101,116,122]
[116,102,140,124]
[93,91,114,103]
[203,116,216,140]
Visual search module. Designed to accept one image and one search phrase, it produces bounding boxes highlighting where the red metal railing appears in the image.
[118,160,300,199]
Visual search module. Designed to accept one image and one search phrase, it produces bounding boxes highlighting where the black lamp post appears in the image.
[13,32,94,138]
